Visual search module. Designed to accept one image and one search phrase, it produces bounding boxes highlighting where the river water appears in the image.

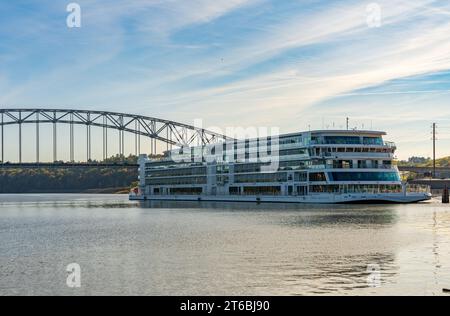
[0,194,449,295]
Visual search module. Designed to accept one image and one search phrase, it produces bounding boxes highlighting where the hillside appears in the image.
[0,154,153,194]
[397,156,450,167]
[0,167,138,193]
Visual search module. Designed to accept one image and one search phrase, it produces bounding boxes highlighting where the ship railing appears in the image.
[308,164,396,170]
[339,185,402,194]
[309,184,405,195]
[384,141,397,148]
[405,184,430,194]
[308,140,396,147]
[319,152,393,158]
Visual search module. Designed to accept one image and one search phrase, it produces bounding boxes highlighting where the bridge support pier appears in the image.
[19,123,22,163]
[70,114,74,162]
[36,114,40,164]
[102,116,107,161]
[105,125,108,160]
[122,129,124,159]
[87,124,91,162]
[138,121,141,155]
[118,129,125,161]
[18,112,22,163]
[1,112,3,164]
[53,121,57,162]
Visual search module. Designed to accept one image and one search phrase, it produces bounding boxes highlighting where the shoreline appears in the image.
[0,187,130,194]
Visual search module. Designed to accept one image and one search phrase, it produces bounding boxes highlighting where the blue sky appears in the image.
[2,0,450,160]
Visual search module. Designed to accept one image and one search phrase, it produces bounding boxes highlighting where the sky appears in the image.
[2,0,450,161]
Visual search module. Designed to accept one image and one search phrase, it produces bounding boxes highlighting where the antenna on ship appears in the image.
[346,117,349,130]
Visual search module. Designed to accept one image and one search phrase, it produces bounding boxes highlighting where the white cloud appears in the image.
[129,0,450,130]
[3,0,450,140]
[80,0,258,36]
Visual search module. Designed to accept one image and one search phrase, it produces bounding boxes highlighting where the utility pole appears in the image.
[432,122,436,178]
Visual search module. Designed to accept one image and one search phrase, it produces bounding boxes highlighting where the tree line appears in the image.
[0,167,137,193]
[0,154,156,193]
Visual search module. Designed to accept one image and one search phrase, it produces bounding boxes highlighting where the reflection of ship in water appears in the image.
[285,253,397,295]
[141,200,398,226]
[139,200,400,294]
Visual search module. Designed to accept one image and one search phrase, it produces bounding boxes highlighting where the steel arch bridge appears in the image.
[0,108,231,164]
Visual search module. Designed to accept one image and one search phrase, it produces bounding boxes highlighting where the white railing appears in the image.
[406,184,430,194]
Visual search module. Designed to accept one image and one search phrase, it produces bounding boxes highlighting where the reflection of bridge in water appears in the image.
[0,108,231,166]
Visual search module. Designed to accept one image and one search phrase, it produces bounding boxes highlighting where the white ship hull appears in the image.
[130,192,431,204]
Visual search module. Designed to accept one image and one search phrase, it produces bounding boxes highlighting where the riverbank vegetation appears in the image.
[0,154,147,193]
[397,156,450,167]
[0,167,137,193]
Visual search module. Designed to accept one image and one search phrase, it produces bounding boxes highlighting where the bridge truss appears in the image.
[0,109,231,163]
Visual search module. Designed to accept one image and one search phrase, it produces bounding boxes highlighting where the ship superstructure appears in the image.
[130,130,430,204]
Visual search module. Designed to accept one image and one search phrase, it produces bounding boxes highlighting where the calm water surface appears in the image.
[0,194,449,295]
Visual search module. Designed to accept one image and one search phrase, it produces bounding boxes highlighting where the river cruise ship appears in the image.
[130,130,431,204]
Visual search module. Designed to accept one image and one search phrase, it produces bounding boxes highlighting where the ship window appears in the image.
[170,187,203,195]
[310,185,339,193]
[229,187,240,195]
[329,172,400,181]
[324,136,360,144]
[294,172,307,181]
[363,137,383,145]
[309,172,326,181]
[242,186,281,195]
[279,148,308,156]
[357,160,367,168]
[297,186,307,195]
[341,160,352,168]
[147,176,207,185]
[234,172,287,183]
[279,135,302,145]
[278,160,306,170]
